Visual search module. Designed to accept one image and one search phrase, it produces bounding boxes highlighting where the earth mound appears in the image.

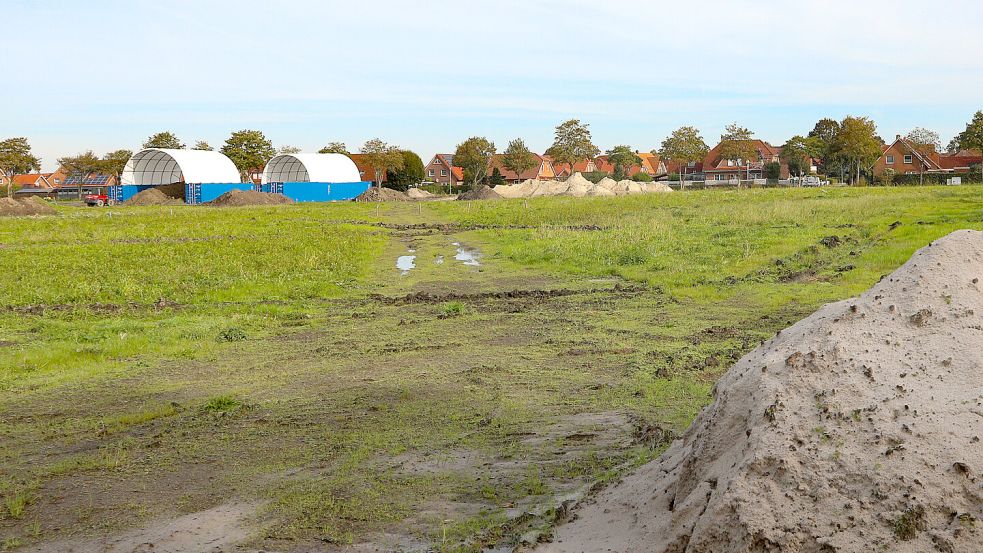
[457,185,501,200]
[406,188,435,199]
[354,187,410,202]
[0,196,57,216]
[540,230,983,553]
[125,188,184,206]
[208,189,293,207]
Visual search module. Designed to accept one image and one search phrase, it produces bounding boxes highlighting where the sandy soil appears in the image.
[31,502,259,553]
[538,229,983,553]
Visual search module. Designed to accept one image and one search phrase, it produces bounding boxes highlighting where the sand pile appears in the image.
[541,229,983,553]
[354,187,410,202]
[208,189,293,207]
[0,196,57,216]
[406,188,435,199]
[493,173,672,199]
[457,185,501,200]
[125,188,184,206]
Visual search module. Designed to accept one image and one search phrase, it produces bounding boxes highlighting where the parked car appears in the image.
[83,193,115,207]
[801,176,828,187]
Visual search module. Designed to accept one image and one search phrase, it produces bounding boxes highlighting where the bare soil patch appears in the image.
[125,188,184,206]
[0,196,57,216]
[208,189,293,207]
[354,187,410,202]
[457,185,501,200]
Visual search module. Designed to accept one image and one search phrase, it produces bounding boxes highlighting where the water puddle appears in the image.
[454,246,481,266]
[435,255,444,265]
[396,255,416,274]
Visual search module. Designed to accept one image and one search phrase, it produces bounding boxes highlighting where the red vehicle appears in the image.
[84,193,115,207]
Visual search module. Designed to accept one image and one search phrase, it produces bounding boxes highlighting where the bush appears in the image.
[632,172,653,182]
[384,150,425,192]
[581,171,609,184]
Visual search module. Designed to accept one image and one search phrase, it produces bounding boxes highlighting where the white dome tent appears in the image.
[262,153,361,184]
[121,148,240,185]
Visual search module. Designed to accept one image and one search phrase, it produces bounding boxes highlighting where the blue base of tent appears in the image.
[262,182,372,202]
[184,183,257,204]
[108,185,159,202]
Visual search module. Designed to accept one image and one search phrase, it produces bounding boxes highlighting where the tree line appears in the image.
[3,111,982,198]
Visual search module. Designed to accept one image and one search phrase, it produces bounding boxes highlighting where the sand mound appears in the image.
[208,189,293,207]
[125,188,184,206]
[354,187,410,202]
[406,188,435,199]
[457,185,501,200]
[541,230,983,553]
[0,196,57,216]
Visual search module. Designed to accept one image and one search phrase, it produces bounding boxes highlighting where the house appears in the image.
[636,152,668,177]
[425,154,464,186]
[548,157,601,179]
[487,154,556,183]
[3,167,69,189]
[702,139,787,181]
[347,154,389,184]
[873,136,982,177]
[62,173,118,187]
[664,160,704,178]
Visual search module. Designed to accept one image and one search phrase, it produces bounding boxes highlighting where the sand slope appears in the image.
[540,230,983,553]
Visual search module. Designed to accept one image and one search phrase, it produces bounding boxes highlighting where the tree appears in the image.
[957,111,983,181]
[808,118,842,174]
[360,138,404,188]
[881,167,896,186]
[764,162,782,180]
[502,138,537,182]
[101,149,133,185]
[905,127,941,153]
[945,137,961,154]
[780,135,821,177]
[453,136,496,188]
[546,119,599,176]
[717,123,759,182]
[0,137,41,197]
[386,150,425,191]
[221,130,275,183]
[318,142,348,155]
[278,145,302,155]
[58,151,103,201]
[488,167,505,186]
[606,145,641,180]
[193,140,213,151]
[142,131,184,149]
[658,126,709,187]
[834,116,882,185]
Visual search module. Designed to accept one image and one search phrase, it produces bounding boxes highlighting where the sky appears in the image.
[3,0,983,171]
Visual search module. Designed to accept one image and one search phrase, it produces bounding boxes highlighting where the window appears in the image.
[428,169,434,176]
[687,161,695,167]
[727,160,734,167]
[440,169,447,176]
[904,155,913,164]
[886,155,894,164]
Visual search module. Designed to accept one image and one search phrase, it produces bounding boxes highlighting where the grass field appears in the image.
[0,186,980,551]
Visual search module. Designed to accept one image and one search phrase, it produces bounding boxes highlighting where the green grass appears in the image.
[0,187,980,551]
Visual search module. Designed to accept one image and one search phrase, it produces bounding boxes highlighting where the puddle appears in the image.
[435,255,444,265]
[396,255,416,274]
[454,246,481,266]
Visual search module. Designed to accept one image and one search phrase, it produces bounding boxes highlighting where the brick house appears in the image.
[347,154,388,185]
[548,157,601,179]
[873,136,982,177]
[702,140,788,181]
[425,154,464,186]
[487,154,557,183]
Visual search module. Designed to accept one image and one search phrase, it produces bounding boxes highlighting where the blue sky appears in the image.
[3,0,983,170]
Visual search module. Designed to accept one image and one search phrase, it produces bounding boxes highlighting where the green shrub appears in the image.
[440,301,466,317]
[203,395,242,412]
[385,150,425,192]
[632,172,653,182]
[217,326,247,342]
[581,171,609,184]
